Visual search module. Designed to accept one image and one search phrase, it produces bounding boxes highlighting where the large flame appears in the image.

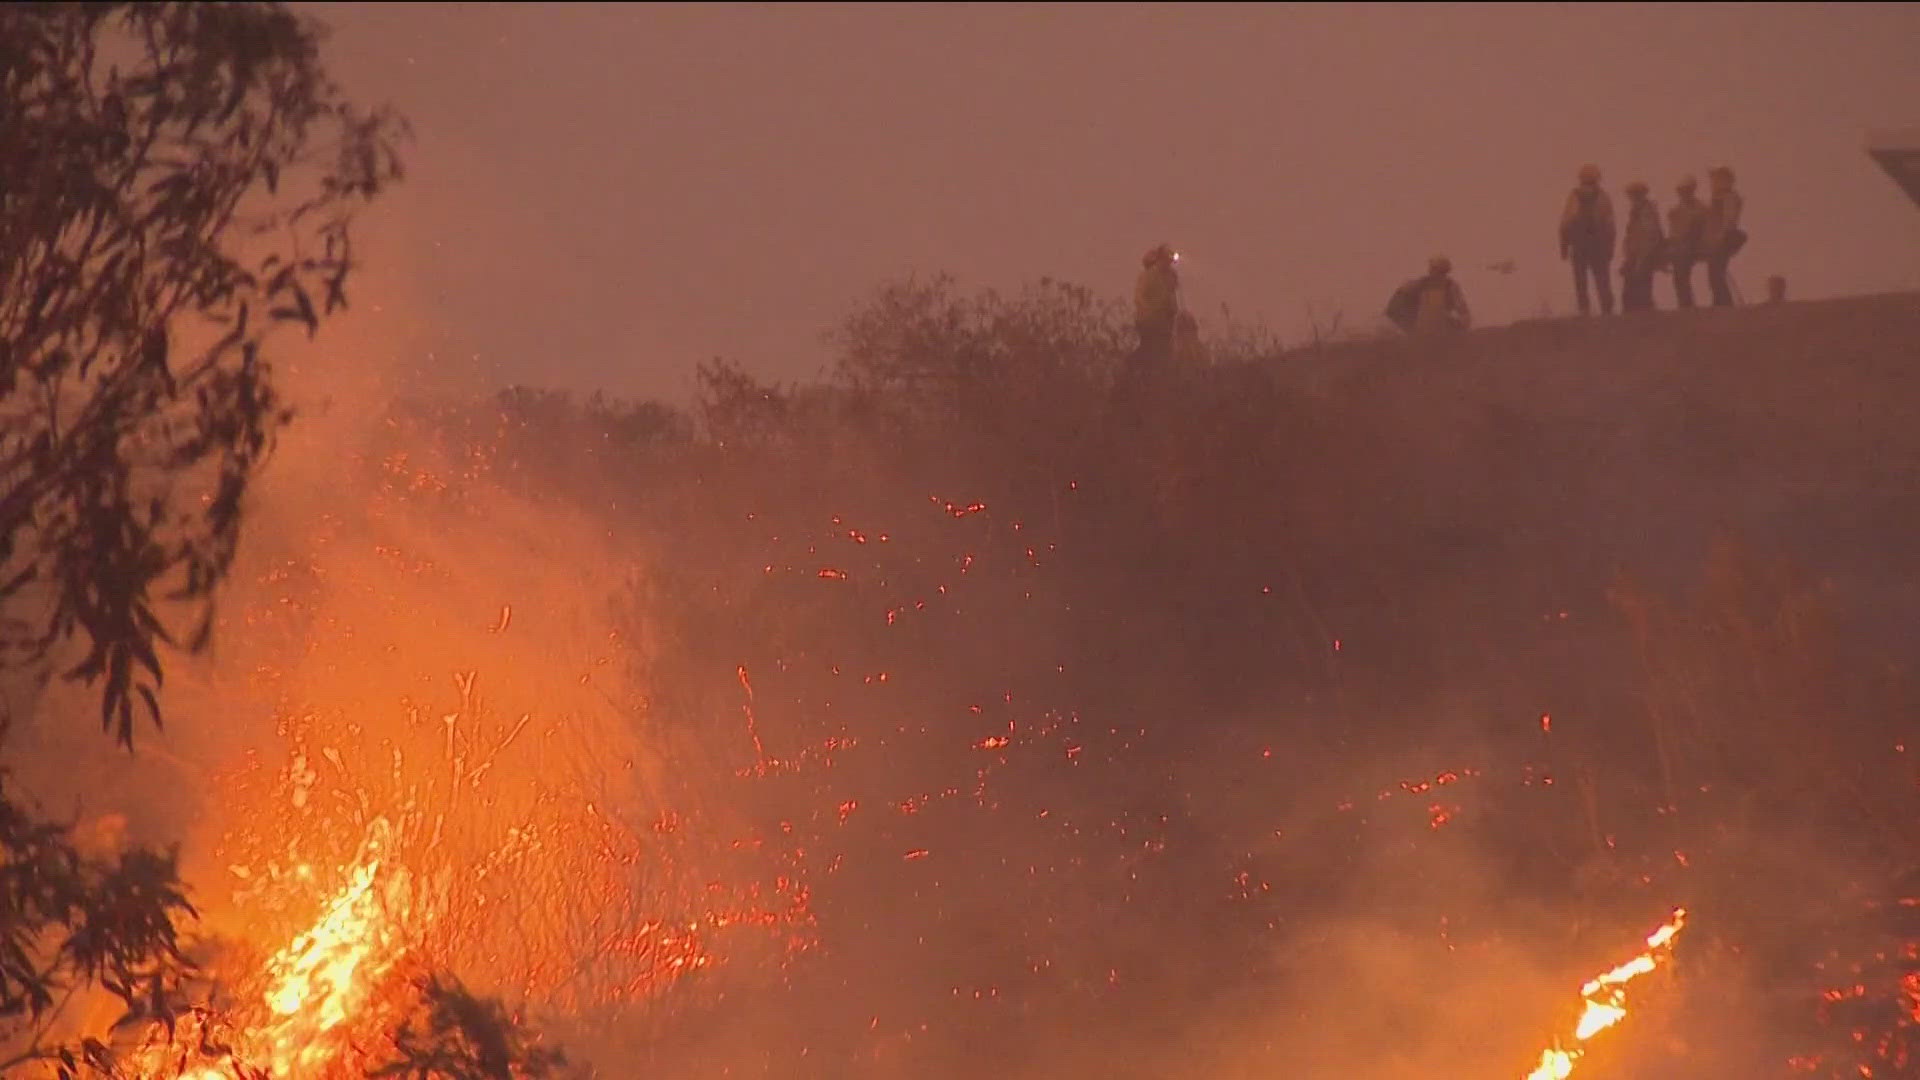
[254,822,413,1074]
[112,445,814,1077]
[124,823,416,1079]
[1524,908,1688,1080]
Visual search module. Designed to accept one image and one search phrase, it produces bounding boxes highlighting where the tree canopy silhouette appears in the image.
[0,4,403,1073]
[0,1,404,746]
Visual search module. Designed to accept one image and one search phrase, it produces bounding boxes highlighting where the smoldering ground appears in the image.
[9,291,1920,1079]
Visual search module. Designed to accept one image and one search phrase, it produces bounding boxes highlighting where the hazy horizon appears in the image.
[310,1,1920,401]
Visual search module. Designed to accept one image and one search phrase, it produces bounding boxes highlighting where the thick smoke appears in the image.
[13,293,1920,1078]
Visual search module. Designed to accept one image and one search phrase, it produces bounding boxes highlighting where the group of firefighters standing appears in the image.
[1561,162,1747,315]
[1130,162,1752,362]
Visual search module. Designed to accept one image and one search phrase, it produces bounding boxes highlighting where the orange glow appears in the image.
[122,831,416,1077]
[1523,908,1687,1080]
[116,450,815,1076]
[257,832,410,1073]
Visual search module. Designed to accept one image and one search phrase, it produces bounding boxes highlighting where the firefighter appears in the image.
[1387,255,1471,336]
[1702,166,1745,307]
[1619,181,1666,313]
[1666,175,1707,308]
[1133,244,1181,368]
[1559,164,1616,316]
[1172,309,1210,367]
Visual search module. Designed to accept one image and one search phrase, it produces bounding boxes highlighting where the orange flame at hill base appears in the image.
[1524,908,1688,1080]
[255,824,413,1074]
[119,820,421,1078]
[115,700,812,1075]
[108,450,816,1078]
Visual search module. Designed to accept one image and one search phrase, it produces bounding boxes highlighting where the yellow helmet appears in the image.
[1578,164,1602,184]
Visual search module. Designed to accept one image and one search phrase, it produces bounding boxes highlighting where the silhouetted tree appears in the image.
[0,1,405,746]
[693,357,792,449]
[0,4,401,1074]
[833,274,1128,422]
[367,974,570,1080]
[0,772,197,1076]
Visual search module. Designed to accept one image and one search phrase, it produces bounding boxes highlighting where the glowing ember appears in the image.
[1523,908,1688,1080]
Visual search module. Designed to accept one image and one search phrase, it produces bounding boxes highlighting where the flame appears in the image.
[255,829,412,1073]
[1524,907,1687,1080]
[115,449,814,1075]
[118,678,807,1076]
[121,824,415,1079]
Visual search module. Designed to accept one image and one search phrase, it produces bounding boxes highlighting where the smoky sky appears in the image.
[304,2,1920,404]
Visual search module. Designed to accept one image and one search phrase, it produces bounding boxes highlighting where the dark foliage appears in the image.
[0,772,197,1076]
[367,974,569,1080]
[0,1,405,746]
[0,4,410,1075]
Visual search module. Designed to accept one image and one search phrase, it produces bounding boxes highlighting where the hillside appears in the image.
[526,288,1920,1077]
[1274,291,1920,623]
[1199,291,1920,690]
[18,288,1920,1080]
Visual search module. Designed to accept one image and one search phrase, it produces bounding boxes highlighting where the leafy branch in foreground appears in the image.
[0,2,405,746]
[0,772,198,1076]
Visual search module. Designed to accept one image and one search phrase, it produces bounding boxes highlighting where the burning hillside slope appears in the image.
[8,292,1920,1078]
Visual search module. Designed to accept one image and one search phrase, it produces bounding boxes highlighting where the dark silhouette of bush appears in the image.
[0,771,196,1076]
[367,975,570,1080]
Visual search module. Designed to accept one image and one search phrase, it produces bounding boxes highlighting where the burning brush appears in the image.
[117,821,417,1078]
[1524,908,1688,1080]
[99,446,817,1077]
